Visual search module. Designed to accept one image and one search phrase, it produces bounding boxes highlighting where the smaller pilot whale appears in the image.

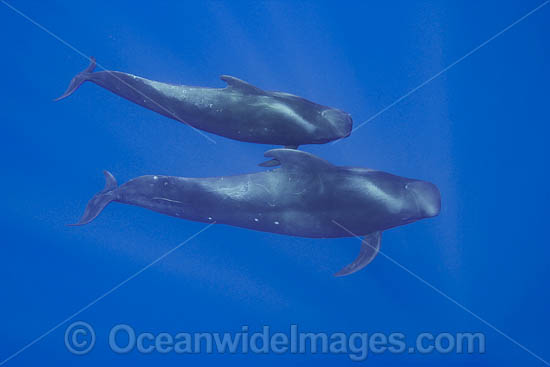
[56,58,353,165]
[72,149,440,276]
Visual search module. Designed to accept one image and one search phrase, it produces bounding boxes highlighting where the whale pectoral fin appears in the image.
[220,75,265,95]
[334,231,382,277]
[263,148,334,172]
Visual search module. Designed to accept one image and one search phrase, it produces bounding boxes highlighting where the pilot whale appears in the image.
[72,149,440,276]
[56,58,353,164]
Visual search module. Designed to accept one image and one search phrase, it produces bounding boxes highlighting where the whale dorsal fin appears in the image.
[263,149,334,172]
[220,75,265,95]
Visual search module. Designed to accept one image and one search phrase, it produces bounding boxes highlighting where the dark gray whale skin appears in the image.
[56,58,353,147]
[73,149,440,276]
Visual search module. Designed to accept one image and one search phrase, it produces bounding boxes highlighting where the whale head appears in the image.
[340,169,440,231]
[404,180,441,221]
[318,109,353,141]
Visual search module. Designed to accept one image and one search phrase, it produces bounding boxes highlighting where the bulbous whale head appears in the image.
[405,180,441,220]
[318,109,353,141]
[337,169,440,231]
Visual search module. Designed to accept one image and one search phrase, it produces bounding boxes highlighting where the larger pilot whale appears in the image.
[56,58,352,164]
[72,149,440,276]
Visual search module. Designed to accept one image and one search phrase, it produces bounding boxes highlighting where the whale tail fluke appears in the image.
[55,57,97,101]
[69,170,118,226]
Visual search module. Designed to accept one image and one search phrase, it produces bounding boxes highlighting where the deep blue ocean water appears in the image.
[1,1,549,365]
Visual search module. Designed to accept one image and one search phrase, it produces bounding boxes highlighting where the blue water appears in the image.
[1,1,549,365]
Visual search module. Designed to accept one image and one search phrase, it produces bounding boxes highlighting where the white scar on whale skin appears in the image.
[212,180,251,200]
[152,197,184,204]
[254,182,277,207]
